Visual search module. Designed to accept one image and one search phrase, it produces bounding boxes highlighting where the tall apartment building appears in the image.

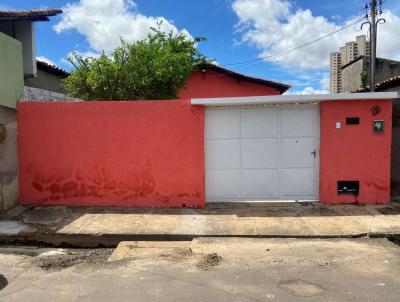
[330,35,371,93]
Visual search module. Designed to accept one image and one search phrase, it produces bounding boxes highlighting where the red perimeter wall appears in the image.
[18,100,205,208]
[179,70,281,98]
[320,99,392,204]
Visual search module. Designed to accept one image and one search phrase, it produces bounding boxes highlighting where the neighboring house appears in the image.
[341,56,400,93]
[330,35,370,93]
[0,32,23,211]
[352,75,400,93]
[0,9,62,77]
[0,8,68,211]
[25,60,69,94]
[22,60,76,101]
[0,8,75,102]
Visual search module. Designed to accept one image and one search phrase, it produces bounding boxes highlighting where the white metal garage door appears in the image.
[205,105,319,201]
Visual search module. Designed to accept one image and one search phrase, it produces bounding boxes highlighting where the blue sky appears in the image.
[2,0,400,93]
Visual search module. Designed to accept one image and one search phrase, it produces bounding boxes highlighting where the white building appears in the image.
[330,35,371,93]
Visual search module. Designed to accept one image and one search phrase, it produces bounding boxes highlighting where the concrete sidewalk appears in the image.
[2,202,400,246]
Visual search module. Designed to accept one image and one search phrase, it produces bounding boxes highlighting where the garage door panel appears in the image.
[281,169,315,197]
[241,108,278,138]
[205,107,318,201]
[206,170,241,199]
[282,138,315,168]
[241,139,278,169]
[241,169,279,198]
[205,140,240,169]
[280,109,314,138]
[205,109,240,139]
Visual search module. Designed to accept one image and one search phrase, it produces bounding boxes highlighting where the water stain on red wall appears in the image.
[18,100,205,208]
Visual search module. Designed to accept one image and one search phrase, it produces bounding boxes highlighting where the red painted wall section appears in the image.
[18,100,205,208]
[179,70,281,99]
[320,99,392,204]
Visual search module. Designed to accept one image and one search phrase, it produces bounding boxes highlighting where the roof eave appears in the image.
[0,16,50,21]
[36,61,69,77]
[192,92,399,106]
[0,9,62,22]
[197,63,291,94]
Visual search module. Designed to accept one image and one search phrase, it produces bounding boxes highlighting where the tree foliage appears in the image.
[63,24,208,100]
[360,70,368,89]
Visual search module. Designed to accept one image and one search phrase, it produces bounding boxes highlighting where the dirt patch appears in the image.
[34,249,113,270]
[273,258,284,264]
[159,247,192,259]
[278,279,324,297]
[196,253,223,271]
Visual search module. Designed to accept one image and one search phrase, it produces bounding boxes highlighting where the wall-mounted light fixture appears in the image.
[371,105,381,116]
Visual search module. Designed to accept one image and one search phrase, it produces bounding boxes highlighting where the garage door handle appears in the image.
[311,149,317,158]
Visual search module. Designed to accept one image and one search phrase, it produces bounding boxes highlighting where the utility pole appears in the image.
[370,0,377,92]
[363,0,385,92]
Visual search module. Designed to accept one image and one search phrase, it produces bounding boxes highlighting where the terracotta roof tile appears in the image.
[352,75,400,93]
[36,60,69,77]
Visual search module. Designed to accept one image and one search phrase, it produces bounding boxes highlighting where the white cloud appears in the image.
[319,73,330,91]
[375,11,400,60]
[71,50,102,59]
[330,15,342,21]
[54,0,191,53]
[36,56,55,66]
[286,86,329,95]
[232,0,400,69]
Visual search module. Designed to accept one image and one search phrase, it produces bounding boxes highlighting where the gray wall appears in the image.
[0,106,18,211]
[24,69,66,93]
[382,87,400,92]
[0,20,36,77]
[341,59,364,93]
[375,59,400,86]
[20,86,78,101]
[342,57,400,92]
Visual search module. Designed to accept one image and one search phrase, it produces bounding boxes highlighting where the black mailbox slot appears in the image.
[346,117,360,125]
[338,181,359,195]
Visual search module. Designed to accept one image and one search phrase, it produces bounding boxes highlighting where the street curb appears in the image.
[1,231,398,248]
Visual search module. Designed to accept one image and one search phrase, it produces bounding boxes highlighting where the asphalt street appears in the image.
[0,238,399,301]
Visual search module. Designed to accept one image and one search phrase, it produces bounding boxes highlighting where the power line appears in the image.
[221,15,365,68]
[211,15,366,78]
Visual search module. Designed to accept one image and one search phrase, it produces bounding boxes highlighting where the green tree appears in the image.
[63,24,208,100]
[360,70,368,89]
